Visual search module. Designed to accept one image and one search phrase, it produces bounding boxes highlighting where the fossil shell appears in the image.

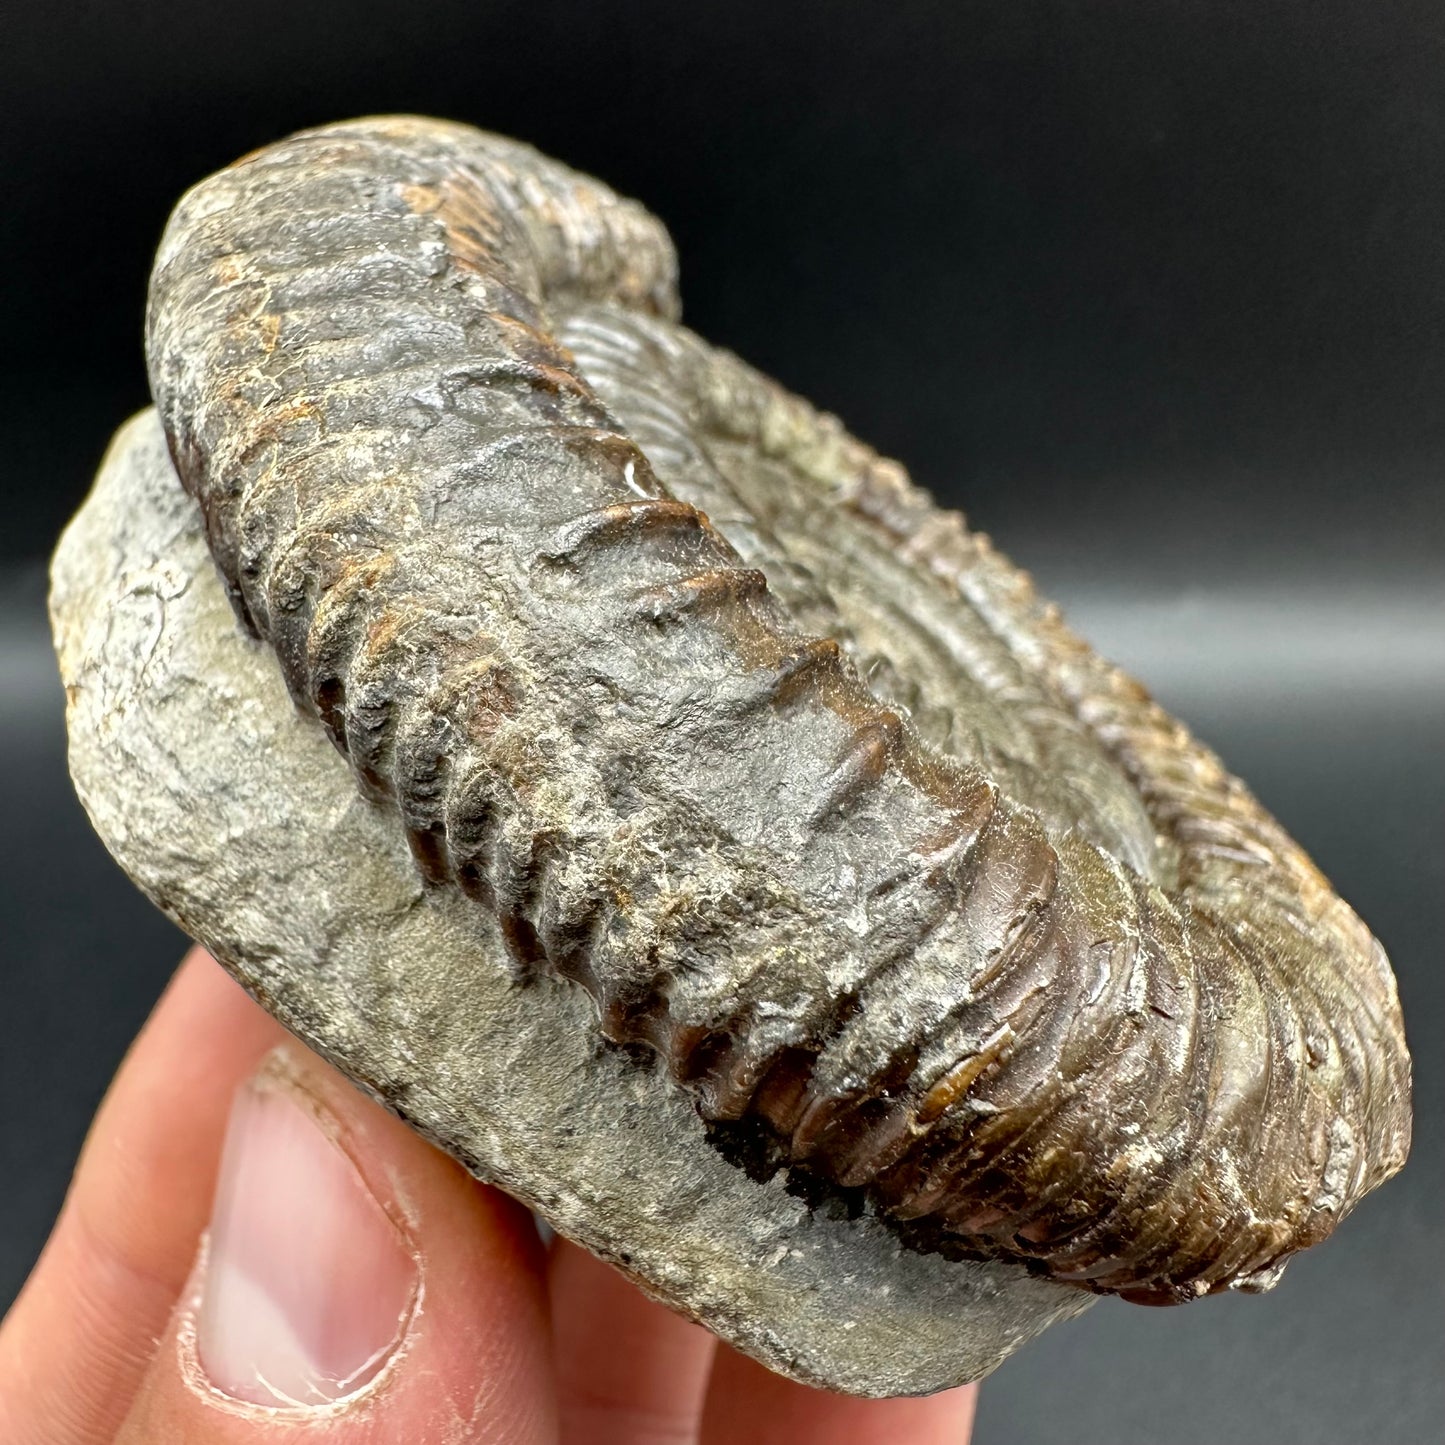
[145,116,1411,1305]
[55,407,1092,1395]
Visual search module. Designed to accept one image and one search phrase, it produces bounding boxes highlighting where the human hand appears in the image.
[0,947,978,1443]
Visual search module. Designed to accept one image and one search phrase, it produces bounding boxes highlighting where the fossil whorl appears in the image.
[146,116,1411,1304]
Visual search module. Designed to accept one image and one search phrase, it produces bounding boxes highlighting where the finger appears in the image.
[548,1235,716,1445]
[116,1031,558,1442]
[699,1344,978,1445]
[0,947,287,1444]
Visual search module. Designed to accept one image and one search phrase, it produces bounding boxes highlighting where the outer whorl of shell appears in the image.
[146,116,1411,1304]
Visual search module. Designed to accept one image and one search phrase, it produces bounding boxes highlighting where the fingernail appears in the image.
[196,1058,418,1407]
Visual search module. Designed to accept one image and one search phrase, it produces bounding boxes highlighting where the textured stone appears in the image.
[50,409,1091,1396]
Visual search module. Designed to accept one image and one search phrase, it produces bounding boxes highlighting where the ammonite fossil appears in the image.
[139,116,1412,1308]
[128,117,1409,1316]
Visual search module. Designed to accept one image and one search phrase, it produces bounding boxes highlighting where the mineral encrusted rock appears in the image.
[51,411,1091,1395]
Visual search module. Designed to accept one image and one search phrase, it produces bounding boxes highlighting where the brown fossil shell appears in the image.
[145,116,1411,1305]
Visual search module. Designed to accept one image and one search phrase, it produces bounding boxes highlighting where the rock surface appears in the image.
[50,409,1091,1397]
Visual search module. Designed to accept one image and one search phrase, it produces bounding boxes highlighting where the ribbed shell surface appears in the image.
[145,116,1412,1303]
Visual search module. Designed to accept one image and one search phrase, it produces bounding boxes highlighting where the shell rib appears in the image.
[146,116,1412,1303]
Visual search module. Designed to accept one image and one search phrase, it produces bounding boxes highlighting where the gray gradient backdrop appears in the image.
[1,4,1441,1441]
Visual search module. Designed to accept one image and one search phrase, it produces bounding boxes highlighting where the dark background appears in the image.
[2,3,1440,1441]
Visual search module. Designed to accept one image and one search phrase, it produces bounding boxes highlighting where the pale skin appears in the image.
[0,948,978,1444]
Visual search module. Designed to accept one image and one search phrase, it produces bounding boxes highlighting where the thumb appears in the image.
[116,1036,556,1444]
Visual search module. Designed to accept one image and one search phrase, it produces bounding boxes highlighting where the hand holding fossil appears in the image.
[0,947,978,1443]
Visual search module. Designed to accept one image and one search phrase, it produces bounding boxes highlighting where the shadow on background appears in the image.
[1,4,1441,1442]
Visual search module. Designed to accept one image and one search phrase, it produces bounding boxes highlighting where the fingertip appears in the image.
[0,946,286,1444]
[699,1343,978,1445]
[548,1235,716,1444]
[117,1037,558,1442]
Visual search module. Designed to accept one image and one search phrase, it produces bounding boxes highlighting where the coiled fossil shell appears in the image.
[145,116,1411,1305]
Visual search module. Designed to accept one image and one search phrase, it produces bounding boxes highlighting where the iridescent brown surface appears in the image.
[145,117,1411,1304]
